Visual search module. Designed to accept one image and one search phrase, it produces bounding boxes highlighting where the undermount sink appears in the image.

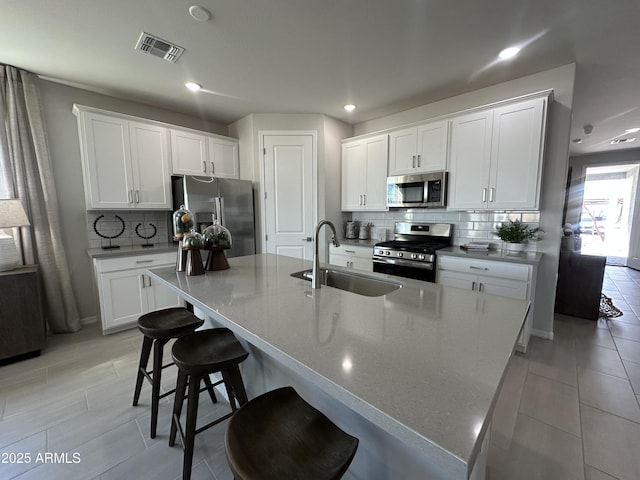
[291,268,402,297]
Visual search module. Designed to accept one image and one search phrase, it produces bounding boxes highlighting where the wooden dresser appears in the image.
[554,251,606,321]
[0,265,45,362]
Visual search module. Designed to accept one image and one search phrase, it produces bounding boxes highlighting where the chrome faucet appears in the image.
[312,220,340,289]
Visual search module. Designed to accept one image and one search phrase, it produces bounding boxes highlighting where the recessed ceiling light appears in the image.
[498,47,520,60]
[625,127,640,133]
[344,104,357,112]
[185,82,202,92]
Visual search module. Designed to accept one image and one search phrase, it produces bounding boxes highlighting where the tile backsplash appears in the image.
[87,211,171,249]
[347,210,541,251]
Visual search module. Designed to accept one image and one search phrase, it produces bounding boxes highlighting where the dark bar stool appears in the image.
[225,386,359,480]
[169,328,249,480]
[132,307,213,438]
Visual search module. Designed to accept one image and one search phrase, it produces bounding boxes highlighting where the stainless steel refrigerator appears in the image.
[172,176,256,258]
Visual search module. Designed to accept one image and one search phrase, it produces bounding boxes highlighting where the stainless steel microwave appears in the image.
[387,172,448,208]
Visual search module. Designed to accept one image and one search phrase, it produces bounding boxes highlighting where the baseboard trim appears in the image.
[531,328,554,340]
[81,316,97,325]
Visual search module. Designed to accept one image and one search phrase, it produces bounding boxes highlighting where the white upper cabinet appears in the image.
[170,129,208,177]
[75,107,171,210]
[129,121,172,209]
[170,128,239,179]
[342,134,388,211]
[448,96,548,210]
[209,136,239,179]
[448,110,493,210]
[388,120,449,175]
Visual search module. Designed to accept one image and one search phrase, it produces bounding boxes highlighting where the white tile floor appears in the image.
[1,266,639,479]
[488,265,640,480]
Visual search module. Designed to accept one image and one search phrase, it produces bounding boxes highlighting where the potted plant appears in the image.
[493,219,542,252]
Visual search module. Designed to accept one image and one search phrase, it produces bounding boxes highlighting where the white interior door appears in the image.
[262,133,315,260]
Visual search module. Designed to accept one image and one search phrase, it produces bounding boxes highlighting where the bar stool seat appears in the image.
[169,328,249,480]
[132,307,208,439]
[225,386,359,480]
[137,307,204,340]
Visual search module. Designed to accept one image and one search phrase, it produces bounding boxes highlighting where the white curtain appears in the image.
[0,64,81,333]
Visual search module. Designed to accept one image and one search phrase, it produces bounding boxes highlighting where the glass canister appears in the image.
[172,205,194,240]
[203,221,232,271]
[172,205,194,272]
[202,221,232,250]
[182,229,205,276]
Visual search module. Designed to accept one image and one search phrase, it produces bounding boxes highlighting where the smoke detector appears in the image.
[134,32,184,63]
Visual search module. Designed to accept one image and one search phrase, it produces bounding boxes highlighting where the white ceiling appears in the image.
[2,0,639,156]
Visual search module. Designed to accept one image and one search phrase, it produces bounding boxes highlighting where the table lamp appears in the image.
[0,199,30,271]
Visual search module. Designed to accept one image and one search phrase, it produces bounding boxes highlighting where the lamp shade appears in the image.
[0,199,30,271]
[0,199,30,228]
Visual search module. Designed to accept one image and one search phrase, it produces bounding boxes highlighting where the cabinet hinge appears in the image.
[263,148,267,156]
[265,234,268,241]
[264,191,267,199]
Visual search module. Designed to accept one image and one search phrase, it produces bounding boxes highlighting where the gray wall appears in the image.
[39,79,229,321]
[352,64,576,337]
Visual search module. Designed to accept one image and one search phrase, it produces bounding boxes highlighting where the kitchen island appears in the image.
[147,253,529,480]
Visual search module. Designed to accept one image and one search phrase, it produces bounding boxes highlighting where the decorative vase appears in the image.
[506,241,525,253]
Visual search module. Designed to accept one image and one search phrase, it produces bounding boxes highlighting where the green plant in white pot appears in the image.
[493,219,542,252]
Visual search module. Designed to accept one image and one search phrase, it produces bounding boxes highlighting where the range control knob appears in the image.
[397,252,403,257]
[411,254,418,259]
[385,250,391,256]
[419,255,425,260]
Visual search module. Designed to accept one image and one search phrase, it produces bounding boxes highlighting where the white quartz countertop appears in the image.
[147,253,529,479]
[438,246,543,265]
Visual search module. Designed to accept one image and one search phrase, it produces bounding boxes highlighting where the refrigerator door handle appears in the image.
[214,196,225,226]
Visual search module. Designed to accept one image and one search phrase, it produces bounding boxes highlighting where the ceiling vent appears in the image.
[610,137,636,145]
[134,32,184,63]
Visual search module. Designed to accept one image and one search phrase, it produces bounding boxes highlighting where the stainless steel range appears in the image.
[373,222,453,282]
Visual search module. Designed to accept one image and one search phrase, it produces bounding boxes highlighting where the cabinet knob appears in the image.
[412,155,416,168]
[301,237,312,242]
[417,154,421,167]
[202,161,207,173]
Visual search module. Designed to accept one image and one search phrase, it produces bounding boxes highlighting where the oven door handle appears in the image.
[372,258,434,270]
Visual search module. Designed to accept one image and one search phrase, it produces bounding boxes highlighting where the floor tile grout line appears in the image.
[515,410,583,440]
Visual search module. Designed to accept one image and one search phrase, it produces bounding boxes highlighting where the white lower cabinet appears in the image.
[329,244,373,272]
[437,255,533,352]
[93,252,183,334]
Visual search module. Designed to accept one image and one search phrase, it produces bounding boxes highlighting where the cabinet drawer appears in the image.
[330,244,373,258]
[94,252,176,273]
[438,256,531,281]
